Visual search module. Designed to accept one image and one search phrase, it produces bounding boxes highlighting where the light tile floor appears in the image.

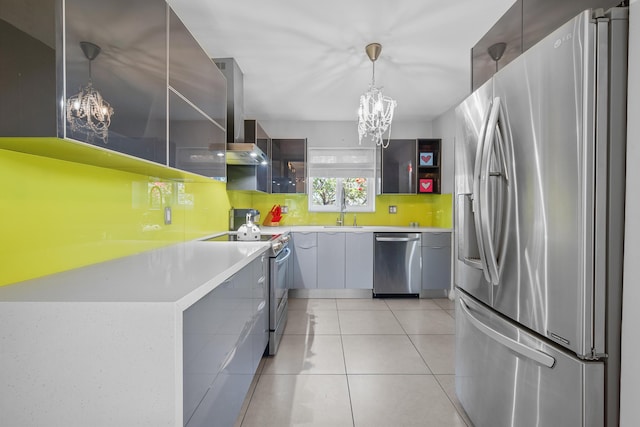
[235,297,473,427]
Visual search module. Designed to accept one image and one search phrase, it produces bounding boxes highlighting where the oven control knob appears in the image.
[281,235,290,244]
[272,242,283,252]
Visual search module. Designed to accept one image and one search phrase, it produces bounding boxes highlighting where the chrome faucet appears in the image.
[337,182,346,226]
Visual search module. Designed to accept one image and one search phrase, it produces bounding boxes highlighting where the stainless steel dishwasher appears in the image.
[373,233,421,296]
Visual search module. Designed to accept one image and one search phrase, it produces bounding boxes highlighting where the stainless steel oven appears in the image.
[268,234,290,355]
[202,230,290,355]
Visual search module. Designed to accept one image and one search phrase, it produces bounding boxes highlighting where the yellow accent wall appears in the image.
[0,148,230,286]
[229,191,453,229]
[1,137,451,286]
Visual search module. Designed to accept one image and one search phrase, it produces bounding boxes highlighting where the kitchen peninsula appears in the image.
[0,240,270,426]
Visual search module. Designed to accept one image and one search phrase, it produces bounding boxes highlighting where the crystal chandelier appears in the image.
[66,41,114,143]
[357,43,397,148]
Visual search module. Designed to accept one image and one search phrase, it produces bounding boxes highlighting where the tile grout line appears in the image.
[336,301,357,427]
[433,374,472,427]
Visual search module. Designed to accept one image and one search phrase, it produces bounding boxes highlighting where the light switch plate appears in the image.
[164,206,172,225]
[281,205,288,214]
[389,205,397,214]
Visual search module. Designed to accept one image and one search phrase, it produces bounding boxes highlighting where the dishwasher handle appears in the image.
[375,236,420,243]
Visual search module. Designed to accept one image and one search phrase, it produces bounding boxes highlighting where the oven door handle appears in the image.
[275,247,291,264]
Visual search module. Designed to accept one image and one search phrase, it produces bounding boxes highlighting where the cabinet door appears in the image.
[271,138,306,193]
[64,0,168,161]
[253,254,269,362]
[381,139,417,194]
[422,244,452,290]
[292,232,317,289]
[317,232,345,289]
[345,233,373,289]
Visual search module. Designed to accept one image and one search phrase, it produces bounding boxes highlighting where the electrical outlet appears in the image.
[389,205,397,214]
[164,206,172,225]
[281,205,288,214]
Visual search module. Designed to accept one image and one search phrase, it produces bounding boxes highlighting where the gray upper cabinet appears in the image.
[168,8,226,180]
[271,138,306,193]
[472,0,622,91]
[1,0,227,181]
[168,10,226,130]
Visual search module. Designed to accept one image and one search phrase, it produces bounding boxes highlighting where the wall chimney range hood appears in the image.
[215,58,269,166]
[226,143,268,165]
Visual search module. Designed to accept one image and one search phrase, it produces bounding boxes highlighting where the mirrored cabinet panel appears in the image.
[1,0,227,181]
[169,90,226,180]
[168,9,226,130]
[271,138,306,194]
[65,0,168,163]
[0,1,57,137]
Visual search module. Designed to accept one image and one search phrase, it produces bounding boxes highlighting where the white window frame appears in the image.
[307,147,376,213]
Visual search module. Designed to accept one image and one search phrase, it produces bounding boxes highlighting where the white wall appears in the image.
[430,106,456,195]
[619,0,639,424]
[260,120,432,148]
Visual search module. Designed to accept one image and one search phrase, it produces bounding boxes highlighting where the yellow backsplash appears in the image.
[2,140,451,287]
[229,192,452,228]
[0,148,229,286]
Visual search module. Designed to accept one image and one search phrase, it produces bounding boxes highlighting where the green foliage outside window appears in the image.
[312,177,337,205]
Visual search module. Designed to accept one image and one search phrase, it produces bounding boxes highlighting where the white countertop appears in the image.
[260,225,453,233]
[0,225,450,308]
[0,240,270,310]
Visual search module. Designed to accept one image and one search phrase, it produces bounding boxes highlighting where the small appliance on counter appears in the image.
[229,208,260,231]
[237,213,261,241]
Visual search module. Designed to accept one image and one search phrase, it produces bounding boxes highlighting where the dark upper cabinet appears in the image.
[471,1,522,92]
[168,9,226,131]
[226,120,269,192]
[64,0,168,163]
[1,0,227,181]
[381,139,417,194]
[472,0,622,91]
[168,8,226,180]
[271,138,306,194]
[381,139,442,194]
[0,2,57,137]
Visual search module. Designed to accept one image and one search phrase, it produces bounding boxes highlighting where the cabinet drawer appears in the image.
[421,232,451,247]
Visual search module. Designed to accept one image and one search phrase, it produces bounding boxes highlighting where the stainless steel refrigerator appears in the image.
[454,8,627,427]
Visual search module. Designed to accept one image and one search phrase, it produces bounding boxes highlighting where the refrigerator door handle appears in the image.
[459,297,556,368]
[472,100,494,283]
[478,97,511,285]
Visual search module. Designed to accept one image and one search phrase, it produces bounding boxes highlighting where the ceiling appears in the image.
[166,0,515,123]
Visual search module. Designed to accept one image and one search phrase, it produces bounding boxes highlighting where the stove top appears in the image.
[203,232,289,257]
[205,234,275,242]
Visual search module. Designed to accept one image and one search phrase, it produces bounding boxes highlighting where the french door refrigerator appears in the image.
[454,7,627,427]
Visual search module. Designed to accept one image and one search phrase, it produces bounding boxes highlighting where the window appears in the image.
[308,148,376,212]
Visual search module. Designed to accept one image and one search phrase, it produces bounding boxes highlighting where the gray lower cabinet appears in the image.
[183,254,268,427]
[345,233,373,289]
[421,232,452,294]
[292,232,317,289]
[317,232,346,289]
